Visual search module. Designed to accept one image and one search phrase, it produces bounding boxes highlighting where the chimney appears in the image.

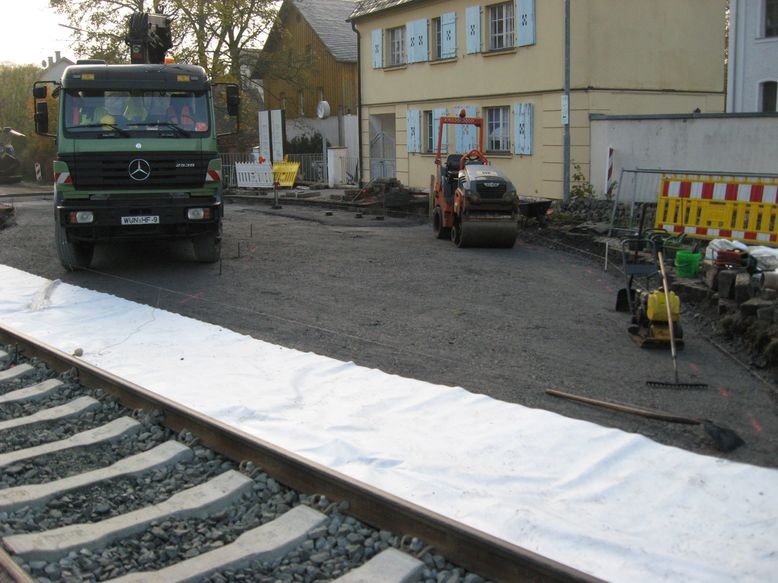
[48,56,53,66]
[55,51,61,62]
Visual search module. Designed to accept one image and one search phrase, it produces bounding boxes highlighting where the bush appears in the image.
[570,163,595,199]
[285,132,328,154]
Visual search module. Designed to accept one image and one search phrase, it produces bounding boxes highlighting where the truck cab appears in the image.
[34,61,239,270]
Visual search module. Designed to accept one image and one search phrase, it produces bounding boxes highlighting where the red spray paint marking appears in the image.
[751,418,763,433]
[718,387,731,398]
[687,362,700,373]
[250,245,257,253]
[179,291,205,305]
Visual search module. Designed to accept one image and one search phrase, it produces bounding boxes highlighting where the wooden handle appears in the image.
[546,388,699,425]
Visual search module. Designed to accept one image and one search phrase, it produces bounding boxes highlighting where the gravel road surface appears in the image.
[1,193,776,468]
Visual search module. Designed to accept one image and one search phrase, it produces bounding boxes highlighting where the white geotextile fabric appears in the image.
[0,264,776,582]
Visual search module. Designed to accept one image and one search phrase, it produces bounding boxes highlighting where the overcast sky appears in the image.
[1,0,78,66]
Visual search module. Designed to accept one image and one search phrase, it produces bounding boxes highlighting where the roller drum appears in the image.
[455,218,517,248]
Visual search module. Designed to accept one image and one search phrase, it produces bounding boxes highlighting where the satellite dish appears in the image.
[316,100,330,119]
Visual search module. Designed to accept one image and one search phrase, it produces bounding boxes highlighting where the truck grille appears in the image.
[476,180,507,200]
[60,152,213,190]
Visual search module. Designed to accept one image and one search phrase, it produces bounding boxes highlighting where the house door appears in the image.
[369,114,396,179]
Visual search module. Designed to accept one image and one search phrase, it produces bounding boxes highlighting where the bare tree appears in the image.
[49,0,277,82]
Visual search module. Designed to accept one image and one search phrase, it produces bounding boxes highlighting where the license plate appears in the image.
[121,216,160,226]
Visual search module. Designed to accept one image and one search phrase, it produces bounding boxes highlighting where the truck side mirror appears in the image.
[35,102,49,135]
[33,85,48,99]
[226,85,240,117]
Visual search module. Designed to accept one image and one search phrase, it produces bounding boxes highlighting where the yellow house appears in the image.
[348,0,726,199]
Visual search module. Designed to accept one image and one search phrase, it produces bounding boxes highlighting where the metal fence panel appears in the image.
[370,159,396,180]
[608,168,778,237]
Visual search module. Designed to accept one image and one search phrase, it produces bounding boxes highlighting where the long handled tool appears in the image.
[616,205,648,312]
[546,388,744,452]
[646,251,708,389]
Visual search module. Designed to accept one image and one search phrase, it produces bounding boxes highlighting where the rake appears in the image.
[546,388,744,452]
[646,250,708,389]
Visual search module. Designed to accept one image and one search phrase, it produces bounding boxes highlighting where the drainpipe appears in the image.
[351,20,364,187]
[563,0,571,202]
[726,0,737,112]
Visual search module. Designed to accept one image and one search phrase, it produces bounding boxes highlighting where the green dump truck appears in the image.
[33,13,239,270]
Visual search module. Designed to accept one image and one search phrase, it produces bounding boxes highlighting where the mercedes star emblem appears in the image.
[128,158,151,181]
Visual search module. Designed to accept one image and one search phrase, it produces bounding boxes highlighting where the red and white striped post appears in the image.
[604,145,614,196]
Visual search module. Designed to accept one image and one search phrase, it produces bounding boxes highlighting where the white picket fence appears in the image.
[234,162,274,188]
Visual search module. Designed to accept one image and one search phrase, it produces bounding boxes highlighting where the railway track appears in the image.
[0,324,599,582]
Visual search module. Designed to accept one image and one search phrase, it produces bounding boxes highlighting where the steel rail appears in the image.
[0,323,602,583]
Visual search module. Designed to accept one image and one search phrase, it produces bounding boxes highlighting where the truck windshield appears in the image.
[63,90,210,137]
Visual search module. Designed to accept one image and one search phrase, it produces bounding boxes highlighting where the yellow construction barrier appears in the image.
[272,162,300,188]
[655,175,778,246]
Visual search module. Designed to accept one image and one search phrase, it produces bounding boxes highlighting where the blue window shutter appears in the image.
[432,108,448,153]
[465,6,481,54]
[441,12,457,59]
[407,20,417,63]
[455,105,478,152]
[407,109,420,153]
[517,0,536,47]
[372,29,383,68]
[513,102,533,155]
[407,19,428,63]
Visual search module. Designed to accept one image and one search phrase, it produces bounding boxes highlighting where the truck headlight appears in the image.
[187,208,212,220]
[68,211,94,224]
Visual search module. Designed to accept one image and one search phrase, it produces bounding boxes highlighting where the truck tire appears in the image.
[55,220,94,271]
[432,207,450,239]
[192,233,221,263]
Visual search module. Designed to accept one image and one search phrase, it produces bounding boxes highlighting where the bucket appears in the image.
[674,250,701,277]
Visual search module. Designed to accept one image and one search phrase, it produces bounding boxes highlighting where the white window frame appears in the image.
[761,80,778,112]
[388,26,406,66]
[424,110,434,153]
[485,106,511,153]
[431,17,442,60]
[489,2,515,51]
[765,0,778,37]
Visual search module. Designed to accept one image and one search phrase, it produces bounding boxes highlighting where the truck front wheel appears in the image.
[55,221,94,271]
[192,232,221,263]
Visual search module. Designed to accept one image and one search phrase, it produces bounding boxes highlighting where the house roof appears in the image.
[348,0,422,21]
[291,0,358,63]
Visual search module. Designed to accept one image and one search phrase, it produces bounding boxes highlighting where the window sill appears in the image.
[485,152,513,158]
[755,35,778,43]
[382,64,407,71]
[483,47,517,57]
[430,56,457,65]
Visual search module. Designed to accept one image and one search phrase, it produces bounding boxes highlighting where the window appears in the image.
[489,2,515,51]
[424,110,434,152]
[485,106,510,152]
[63,89,210,137]
[762,81,777,112]
[431,17,442,60]
[388,26,406,66]
[766,0,778,37]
